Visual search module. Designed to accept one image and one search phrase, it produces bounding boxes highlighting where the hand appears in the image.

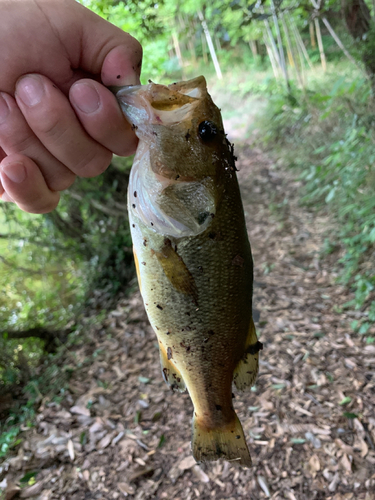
[0,0,142,214]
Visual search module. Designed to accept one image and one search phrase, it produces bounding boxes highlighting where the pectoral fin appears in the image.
[154,239,198,304]
[159,344,186,393]
[233,318,262,391]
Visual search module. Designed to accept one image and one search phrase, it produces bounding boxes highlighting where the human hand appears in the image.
[0,0,142,214]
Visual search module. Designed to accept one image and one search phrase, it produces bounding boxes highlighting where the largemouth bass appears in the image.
[116,76,261,467]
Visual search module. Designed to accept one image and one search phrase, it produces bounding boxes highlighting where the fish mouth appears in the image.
[115,76,208,131]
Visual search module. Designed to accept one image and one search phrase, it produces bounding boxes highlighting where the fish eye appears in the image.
[198,121,217,142]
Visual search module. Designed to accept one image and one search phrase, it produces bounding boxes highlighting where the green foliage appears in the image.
[255,66,375,327]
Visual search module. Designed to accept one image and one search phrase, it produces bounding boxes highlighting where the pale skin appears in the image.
[0,0,142,214]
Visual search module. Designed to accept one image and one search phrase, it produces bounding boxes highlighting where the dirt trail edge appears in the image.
[1,143,374,500]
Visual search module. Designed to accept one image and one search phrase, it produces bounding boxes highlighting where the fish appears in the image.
[116,76,262,467]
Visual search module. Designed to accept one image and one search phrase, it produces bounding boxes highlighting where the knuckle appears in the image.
[76,149,112,177]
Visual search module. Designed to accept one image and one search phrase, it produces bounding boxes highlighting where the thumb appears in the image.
[75,3,142,86]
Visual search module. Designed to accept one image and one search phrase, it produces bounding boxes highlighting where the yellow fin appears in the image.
[154,239,198,304]
[192,413,252,468]
[159,344,186,393]
[233,318,262,391]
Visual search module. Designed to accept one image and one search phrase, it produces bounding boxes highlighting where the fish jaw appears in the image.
[116,80,202,141]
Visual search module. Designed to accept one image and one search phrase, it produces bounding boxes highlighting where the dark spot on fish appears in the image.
[116,74,121,79]
[197,266,203,273]
[236,435,241,440]
[131,124,138,131]
[185,130,191,141]
[167,347,172,360]
[132,224,135,228]
[143,239,147,246]
[156,304,163,310]
[215,405,222,411]
[197,211,209,225]
[180,341,191,352]
[162,368,169,381]
[148,79,152,83]
[177,377,180,383]
[134,191,137,197]
[247,341,264,355]
[210,213,215,218]
[208,330,215,335]
[141,262,146,266]
[166,331,171,335]
[152,131,158,136]
[232,393,235,399]
[232,255,245,267]
[151,222,154,226]
[175,174,180,180]
[203,338,208,343]
[185,312,191,316]
[132,204,136,209]
[208,232,216,239]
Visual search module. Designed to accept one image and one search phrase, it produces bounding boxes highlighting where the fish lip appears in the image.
[114,81,202,128]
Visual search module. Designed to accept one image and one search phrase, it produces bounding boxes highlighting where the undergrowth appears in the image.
[254,64,375,335]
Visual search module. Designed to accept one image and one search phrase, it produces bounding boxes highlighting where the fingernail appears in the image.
[0,93,10,124]
[17,75,44,107]
[1,162,27,183]
[70,82,100,114]
[1,192,14,202]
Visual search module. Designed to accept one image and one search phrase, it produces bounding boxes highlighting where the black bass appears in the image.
[116,76,261,467]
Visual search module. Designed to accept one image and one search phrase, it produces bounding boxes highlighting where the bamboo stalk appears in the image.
[290,17,313,70]
[263,18,282,70]
[280,12,303,88]
[314,17,327,71]
[309,22,316,48]
[172,31,184,68]
[263,34,280,79]
[249,40,258,57]
[269,0,290,91]
[321,16,363,70]
[197,10,223,80]
[290,19,307,87]
[201,32,208,64]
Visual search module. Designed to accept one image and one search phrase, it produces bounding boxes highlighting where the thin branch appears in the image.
[322,16,365,73]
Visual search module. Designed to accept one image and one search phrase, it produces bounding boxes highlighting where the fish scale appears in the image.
[116,76,261,467]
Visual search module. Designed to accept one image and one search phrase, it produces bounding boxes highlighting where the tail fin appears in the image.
[191,413,252,468]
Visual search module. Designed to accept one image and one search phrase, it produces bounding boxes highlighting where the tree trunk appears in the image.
[342,0,375,89]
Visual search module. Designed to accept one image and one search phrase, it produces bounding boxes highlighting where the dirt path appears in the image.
[1,136,375,499]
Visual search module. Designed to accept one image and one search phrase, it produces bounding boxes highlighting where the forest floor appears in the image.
[1,96,375,500]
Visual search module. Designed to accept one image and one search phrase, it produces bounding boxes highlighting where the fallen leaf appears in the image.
[20,482,43,498]
[308,454,320,477]
[67,439,75,461]
[257,475,270,497]
[192,465,209,483]
[118,482,135,495]
[70,405,90,417]
[178,456,196,471]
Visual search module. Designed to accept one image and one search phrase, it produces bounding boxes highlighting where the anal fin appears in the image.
[233,318,262,391]
[159,344,186,393]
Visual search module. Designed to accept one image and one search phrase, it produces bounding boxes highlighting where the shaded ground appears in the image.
[1,128,375,499]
